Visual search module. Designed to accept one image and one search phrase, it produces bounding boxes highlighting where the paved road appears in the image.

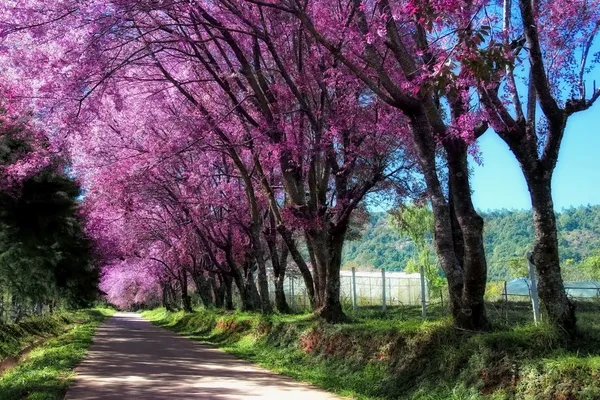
[65,312,343,399]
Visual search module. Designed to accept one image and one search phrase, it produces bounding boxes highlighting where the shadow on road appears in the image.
[65,313,341,400]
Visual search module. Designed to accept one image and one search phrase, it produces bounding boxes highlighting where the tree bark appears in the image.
[249,223,273,314]
[223,274,234,310]
[274,245,291,313]
[318,229,348,322]
[265,216,291,313]
[277,226,317,308]
[492,116,577,335]
[192,271,214,309]
[230,262,253,311]
[524,170,576,335]
[210,273,225,309]
[162,283,174,312]
[180,270,193,313]
[305,232,326,308]
[244,264,262,311]
[408,114,467,328]
[448,178,465,268]
[446,142,490,330]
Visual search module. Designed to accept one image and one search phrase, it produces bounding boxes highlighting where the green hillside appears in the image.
[342,205,600,281]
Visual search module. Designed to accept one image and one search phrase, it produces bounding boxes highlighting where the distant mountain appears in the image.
[342,205,600,281]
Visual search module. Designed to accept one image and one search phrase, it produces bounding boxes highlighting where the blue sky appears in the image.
[471,104,600,211]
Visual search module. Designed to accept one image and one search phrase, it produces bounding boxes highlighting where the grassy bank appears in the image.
[0,308,114,400]
[143,303,600,400]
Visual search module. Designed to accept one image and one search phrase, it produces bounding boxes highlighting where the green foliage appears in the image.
[343,205,600,281]
[507,258,528,279]
[388,205,434,250]
[0,314,67,359]
[389,205,445,297]
[0,308,113,400]
[342,212,413,271]
[144,304,600,400]
[0,132,100,317]
[579,254,600,279]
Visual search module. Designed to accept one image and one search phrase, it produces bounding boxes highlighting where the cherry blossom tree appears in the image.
[6,0,598,332]
[1,0,414,322]
[246,0,492,329]
[471,0,600,334]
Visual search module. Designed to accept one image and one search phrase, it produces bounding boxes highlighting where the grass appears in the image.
[0,314,73,360]
[143,301,600,400]
[0,308,114,400]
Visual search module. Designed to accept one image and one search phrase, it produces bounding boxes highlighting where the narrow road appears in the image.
[65,312,343,400]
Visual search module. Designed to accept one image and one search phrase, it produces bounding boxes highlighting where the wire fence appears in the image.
[227,258,600,325]
[278,269,429,312]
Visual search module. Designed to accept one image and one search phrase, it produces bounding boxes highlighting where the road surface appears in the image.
[65,312,343,399]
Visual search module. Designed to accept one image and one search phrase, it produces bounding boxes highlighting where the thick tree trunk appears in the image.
[210,273,225,309]
[162,283,174,312]
[274,245,291,314]
[252,152,315,310]
[230,265,252,311]
[192,272,214,309]
[305,231,328,308]
[223,274,234,310]
[493,116,577,335]
[265,220,291,313]
[448,178,465,267]
[250,226,273,314]
[180,270,193,313]
[408,114,468,328]
[446,142,490,330]
[244,266,262,311]
[318,230,348,323]
[226,146,272,314]
[525,171,576,335]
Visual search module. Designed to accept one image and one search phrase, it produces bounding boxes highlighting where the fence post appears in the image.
[420,265,427,319]
[527,252,541,324]
[503,280,509,321]
[382,269,387,311]
[352,267,358,312]
[290,275,295,311]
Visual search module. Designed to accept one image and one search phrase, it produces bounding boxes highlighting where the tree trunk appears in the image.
[408,114,467,327]
[448,178,465,268]
[277,226,317,308]
[231,267,252,311]
[318,230,348,323]
[244,265,262,311]
[192,271,213,309]
[210,273,225,309]
[525,170,576,335]
[250,225,273,314]
[223,274,234,310]
[162,283,174,312]
[265,219,291,313]
[251,151,316,309]
[305,230,327,308]
[274,245,291,314]
[446,142,490,330]
[180,270,193,313]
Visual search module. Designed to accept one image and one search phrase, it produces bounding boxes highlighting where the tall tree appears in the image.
[476,0,600,334]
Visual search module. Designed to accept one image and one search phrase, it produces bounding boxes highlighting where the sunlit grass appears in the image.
[0,308,113,400]
[143,303,600,400]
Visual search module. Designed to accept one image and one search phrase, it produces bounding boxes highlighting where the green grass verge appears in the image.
[0,308,114,400]
[143,303,600,400]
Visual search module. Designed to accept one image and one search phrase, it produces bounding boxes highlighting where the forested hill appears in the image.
[342,205,600,281]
